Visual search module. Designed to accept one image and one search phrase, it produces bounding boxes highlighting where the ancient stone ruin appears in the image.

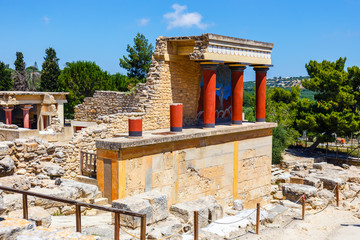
[2,34,358,240]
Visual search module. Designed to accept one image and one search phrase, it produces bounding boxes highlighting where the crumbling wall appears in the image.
[74,35,203,130]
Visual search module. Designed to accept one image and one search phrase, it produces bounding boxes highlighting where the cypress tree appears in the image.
[13,52,29,91]
[40,48,61,91]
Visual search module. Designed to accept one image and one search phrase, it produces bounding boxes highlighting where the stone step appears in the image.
[75,175,99,187]
[94,197,108,206]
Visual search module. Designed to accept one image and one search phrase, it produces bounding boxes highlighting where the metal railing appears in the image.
[0,185,146,240]
[80,151,97,178]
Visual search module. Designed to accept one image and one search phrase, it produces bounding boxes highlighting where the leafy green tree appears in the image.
[245,86,301,163]
[119,33,154,80]
[40,48,61,91]
[0,61,12,90]
[296,57,360,150]
[110,73,140,92]
[13,52,29,91]
[266,87,300,163]
[58,61,114,118]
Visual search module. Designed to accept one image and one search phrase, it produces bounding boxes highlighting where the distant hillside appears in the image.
[267,76,309,89]
[243,76,314,101]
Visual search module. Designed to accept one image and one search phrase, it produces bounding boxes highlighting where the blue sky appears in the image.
[1,0,360,81]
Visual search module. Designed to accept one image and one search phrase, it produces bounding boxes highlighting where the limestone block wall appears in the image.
[96,128,273,209]
[169,60,201,126]
[74,36,202,131]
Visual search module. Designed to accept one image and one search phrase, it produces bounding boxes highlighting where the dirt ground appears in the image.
[242,203,360,240]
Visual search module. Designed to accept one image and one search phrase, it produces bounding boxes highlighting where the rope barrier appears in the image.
[294,194,304,204]
[349,189,360,203]
[304,185,337,216]
[119,218,192,240]
[197,209,257,225]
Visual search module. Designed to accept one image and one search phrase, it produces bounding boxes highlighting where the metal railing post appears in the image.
[76,204,81,232]
[302,195,305,220]
[194,211,199,240]
[256,203,260,234]
[115,212,120,240]
[140,215,146,240]
[336,183,340,207]
[22,193,28,220]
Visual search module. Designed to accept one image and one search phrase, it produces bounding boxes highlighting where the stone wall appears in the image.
[74,36,203,130]
[0,138,72,178]
[96,126,273,209]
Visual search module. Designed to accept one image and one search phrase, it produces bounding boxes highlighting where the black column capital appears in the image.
[251,64,272,73]
[228,65,247,72]
[199,61,223,71]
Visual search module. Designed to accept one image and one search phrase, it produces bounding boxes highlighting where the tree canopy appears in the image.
[40,48,61,91]
[0,61,12,91]
[296,57,360,149]
[119,33,154,80]
[13,52,29,91]
[57,61,115,118]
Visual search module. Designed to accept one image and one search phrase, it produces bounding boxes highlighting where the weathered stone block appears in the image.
[0,155,14,177]
[0,218,35,239]
[282,183,317,201]
[318,176,343,190]
[112,197,153,229]
[304,176,322,188]
[170,195,223,228]
[0,175,31,190]
[138,191,168,223]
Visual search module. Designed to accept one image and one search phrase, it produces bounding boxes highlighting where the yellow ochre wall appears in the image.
[97,128,272,209]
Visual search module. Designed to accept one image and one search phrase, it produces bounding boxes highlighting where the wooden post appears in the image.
[80,151,83,174]
[336,183,340,207]
[256,203,260,234]
[114,213,120,240]
[22,193,28,220]
[194,211,199,240]
[140,215,146,240]
[302,195,305,220]
[76,204,81,232]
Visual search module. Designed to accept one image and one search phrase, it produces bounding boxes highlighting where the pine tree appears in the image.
[40,48,61,91]
[13,52,29,91]
[296,57,360,150]
[0,61,12,90]
[119,33,154,80]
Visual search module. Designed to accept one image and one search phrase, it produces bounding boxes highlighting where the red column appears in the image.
[128,118,142,137]
[230,65,246,125]
[4,107,13,125]
[254,67,269,122]
[22,105,33,128]
[202,64,217,128]
[170,103,183,132]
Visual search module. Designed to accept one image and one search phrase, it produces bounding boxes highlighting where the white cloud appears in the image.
[43,16,50,24]
[164,4,208,30]
[138,18,150,26]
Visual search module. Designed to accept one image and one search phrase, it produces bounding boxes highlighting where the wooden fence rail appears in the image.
[0,185,146,240]
[80,151,97,178]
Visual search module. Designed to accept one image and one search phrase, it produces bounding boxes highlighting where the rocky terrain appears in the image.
[1,146,360,239]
